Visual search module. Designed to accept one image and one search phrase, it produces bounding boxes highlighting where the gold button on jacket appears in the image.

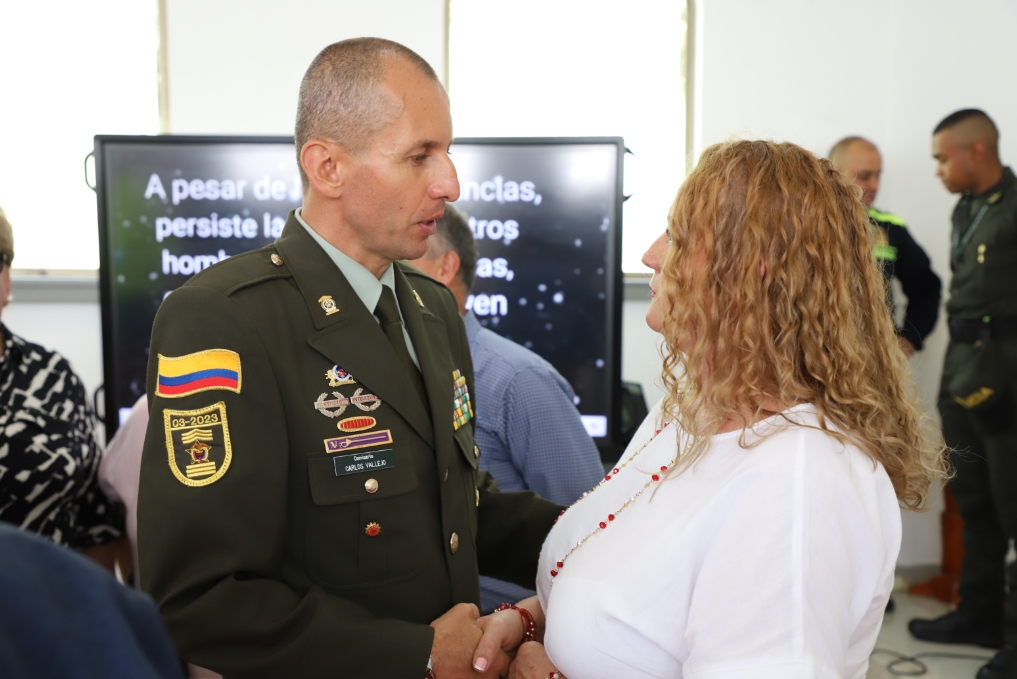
[137,214,561,679]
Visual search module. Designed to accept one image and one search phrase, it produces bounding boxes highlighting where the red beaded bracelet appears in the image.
[546,672,562,679]
[497,603,537,642]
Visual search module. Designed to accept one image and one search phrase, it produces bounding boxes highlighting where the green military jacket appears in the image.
[138,214,561,679]
[947,166,1017,319]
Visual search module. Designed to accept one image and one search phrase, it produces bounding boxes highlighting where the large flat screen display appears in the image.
[95,135,623,443]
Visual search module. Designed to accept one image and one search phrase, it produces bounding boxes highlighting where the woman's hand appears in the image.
[508,641,560,679]
[472,608,524,672]
[472,597,545,673]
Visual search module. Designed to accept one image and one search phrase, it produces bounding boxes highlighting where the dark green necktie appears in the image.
[375,285,430,410]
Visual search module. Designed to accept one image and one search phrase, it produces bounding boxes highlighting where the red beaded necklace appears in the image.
[549,423,696,583]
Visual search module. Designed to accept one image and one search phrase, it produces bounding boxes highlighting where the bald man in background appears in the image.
[908,109,1017,679]
[829,137,941,356]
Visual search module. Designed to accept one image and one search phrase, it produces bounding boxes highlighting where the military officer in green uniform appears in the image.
[829,136,941,358]
[138,38,560,679]
[908,109,1017,679]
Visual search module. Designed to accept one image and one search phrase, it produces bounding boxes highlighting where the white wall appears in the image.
[164,0,448,134]
[695,0,1017,565]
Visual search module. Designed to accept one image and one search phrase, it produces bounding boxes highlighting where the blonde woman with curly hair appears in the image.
[472,140,946,679]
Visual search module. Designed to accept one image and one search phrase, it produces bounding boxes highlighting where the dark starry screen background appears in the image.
[451,142,620,432]
[99,140,301,430]
[99,139,620,437]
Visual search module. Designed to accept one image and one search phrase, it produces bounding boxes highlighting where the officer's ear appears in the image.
[301,139,347,199]
[969,140,989,166]
[439,249,461,287]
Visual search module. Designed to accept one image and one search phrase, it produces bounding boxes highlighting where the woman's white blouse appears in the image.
[537,401,901,679]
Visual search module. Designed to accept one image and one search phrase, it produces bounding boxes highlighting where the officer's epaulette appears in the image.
[867,207,907,228]
[184,245,292,297]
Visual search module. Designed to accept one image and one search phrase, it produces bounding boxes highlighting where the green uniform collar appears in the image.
[965,166,1015,201]
[294,209,418,369]
[294,208,396,313]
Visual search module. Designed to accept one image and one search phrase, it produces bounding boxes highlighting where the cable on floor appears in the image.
[870,647,995,676]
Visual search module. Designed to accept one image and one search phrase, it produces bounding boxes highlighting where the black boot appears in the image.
[908,610,1003,648]
[977,644,1017,679]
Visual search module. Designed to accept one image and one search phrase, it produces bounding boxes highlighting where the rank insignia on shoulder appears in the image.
[163,402,232,487]
[451,369,473,431]
[326,364,356,386]
[318,295,339,315]
[413,289,425,307]
[157,349,241,398]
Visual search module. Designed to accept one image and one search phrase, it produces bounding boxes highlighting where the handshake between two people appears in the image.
[429,596,562,679]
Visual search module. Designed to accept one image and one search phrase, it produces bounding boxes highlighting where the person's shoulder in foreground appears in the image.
[0,523,182,679]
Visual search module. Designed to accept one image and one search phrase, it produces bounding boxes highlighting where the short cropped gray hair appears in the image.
[295,37,440,188]
[433,205,478,292]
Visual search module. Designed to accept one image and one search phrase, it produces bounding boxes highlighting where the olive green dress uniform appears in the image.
[137,212,561,678]
[938,166,1017,642]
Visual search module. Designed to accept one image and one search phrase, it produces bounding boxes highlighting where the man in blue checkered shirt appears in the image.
[407,206,606,613]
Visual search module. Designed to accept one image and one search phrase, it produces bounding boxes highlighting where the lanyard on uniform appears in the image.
[952,201,992,263]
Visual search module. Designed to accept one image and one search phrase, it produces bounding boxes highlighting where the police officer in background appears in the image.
[908,109,1017,679]
[829,136,941,356]
[137,38,560,679]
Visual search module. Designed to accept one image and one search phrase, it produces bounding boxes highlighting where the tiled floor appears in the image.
[867,593,997,678]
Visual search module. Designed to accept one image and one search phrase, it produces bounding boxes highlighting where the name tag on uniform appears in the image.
[333,449,395,477]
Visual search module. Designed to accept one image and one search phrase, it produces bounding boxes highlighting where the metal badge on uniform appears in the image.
[314,392,349,418]
[451,369,474,431]
[413,289,425,307]
[324,429,393,453]
[163,402,233,487]
[337,415,376,432]
[318,295,339,315]
[350,388,382,411]
[156,349,241,399]
[988,192,1002,205]
[326,365,356,386]
[332,448,395,476]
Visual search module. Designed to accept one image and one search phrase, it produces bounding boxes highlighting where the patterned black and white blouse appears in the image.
[0,324,123,548]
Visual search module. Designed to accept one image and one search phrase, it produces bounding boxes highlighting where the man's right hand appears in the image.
[430,603,510,679]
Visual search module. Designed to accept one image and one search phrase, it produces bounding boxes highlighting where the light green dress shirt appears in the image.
[295,209,420,369]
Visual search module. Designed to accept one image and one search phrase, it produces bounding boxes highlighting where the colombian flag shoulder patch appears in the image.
[156,349,241,398]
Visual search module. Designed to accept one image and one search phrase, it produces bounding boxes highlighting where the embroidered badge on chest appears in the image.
[163,402,233,487]
[452,369,473,431]
[325,365,356,387]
